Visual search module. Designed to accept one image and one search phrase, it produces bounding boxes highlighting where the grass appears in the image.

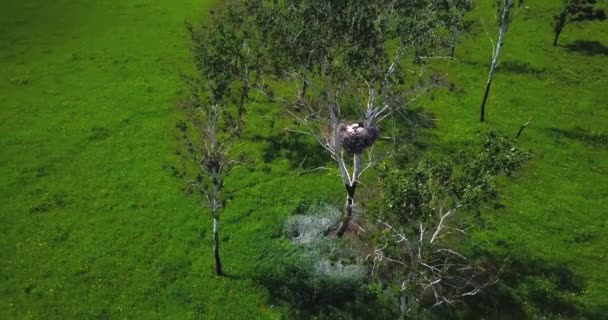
[0,0,293,318]
[1,0,606,319]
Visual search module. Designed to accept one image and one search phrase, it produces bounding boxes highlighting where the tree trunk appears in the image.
[553,30,561,46]
[212,215,223,276]
[515,118,531,139]
[400,295,408,319]
[553,15,566,47]
[301,75,308,99]
[239,83,248,116]
[480,6,506,123]
[480,77,493,122]
[298,72,308,104]
[449,31,457,58]
[336,183,357,237]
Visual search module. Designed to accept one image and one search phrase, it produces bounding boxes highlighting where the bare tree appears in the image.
[180,103,238,276]
[480,0,515,123]
[179,6,253,275]
[370,204,498,317]
[252,0,451,236]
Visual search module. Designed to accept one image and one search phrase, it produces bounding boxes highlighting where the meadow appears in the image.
[1,0,606,319]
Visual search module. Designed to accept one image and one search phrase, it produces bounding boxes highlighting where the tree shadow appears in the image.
[396,106,437,133]
[461,254,603,319]
[257,130,331,169]
[564,40,608,56]
[221,273,245,281]
[360,106,438,152]
[252,208,396,319]
[253,249,602,319]
[499,60,546,78]
[546,127,607,148]
[254,264,395,319]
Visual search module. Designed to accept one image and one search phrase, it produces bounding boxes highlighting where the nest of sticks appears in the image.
[338,123,378,154]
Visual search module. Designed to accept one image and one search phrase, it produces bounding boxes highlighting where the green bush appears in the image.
[372,129,531,226]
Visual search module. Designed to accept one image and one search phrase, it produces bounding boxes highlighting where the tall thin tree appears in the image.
[179,6,253,275]
[480,0,515,123]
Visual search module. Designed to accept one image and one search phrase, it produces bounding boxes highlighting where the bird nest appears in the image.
[338,123,378,154]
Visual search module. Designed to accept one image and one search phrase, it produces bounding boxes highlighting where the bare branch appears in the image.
[430,206,460,245]
[298,166,332,175]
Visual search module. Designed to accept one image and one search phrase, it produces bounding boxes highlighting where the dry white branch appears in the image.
[373,205,496,315]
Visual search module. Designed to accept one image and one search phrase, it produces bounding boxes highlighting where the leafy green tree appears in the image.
[369,130,530,317]
[178,5,254,275]
[437,0,474,57]
[552,0,606,46]
[250,0,454,236]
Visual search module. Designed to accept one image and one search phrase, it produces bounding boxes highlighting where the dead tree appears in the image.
[179,92,243,276]
[370,204,498,317]
[480,0,515,123]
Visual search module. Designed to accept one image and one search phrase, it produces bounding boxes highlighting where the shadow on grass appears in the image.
[254,266,395,319]
[258,130,331,169]
[462,254,604,319]
[252,215,396,320]
[221,273,245,281]
[546,127,608,148]
[254,251,602,319]
[564,41,608,56]
[396,106,437,134]
[370,107,439,166]
[499,60,546,78]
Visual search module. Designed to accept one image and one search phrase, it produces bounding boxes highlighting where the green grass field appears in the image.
[1,0,606,319]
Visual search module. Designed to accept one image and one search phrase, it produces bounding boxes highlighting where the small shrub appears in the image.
[374,129,531,225]
[10,75,31,86]
[88,126,111,141]
[29,192,68,214]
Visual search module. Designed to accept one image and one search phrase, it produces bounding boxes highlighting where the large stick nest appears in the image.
[338,123,378,154]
